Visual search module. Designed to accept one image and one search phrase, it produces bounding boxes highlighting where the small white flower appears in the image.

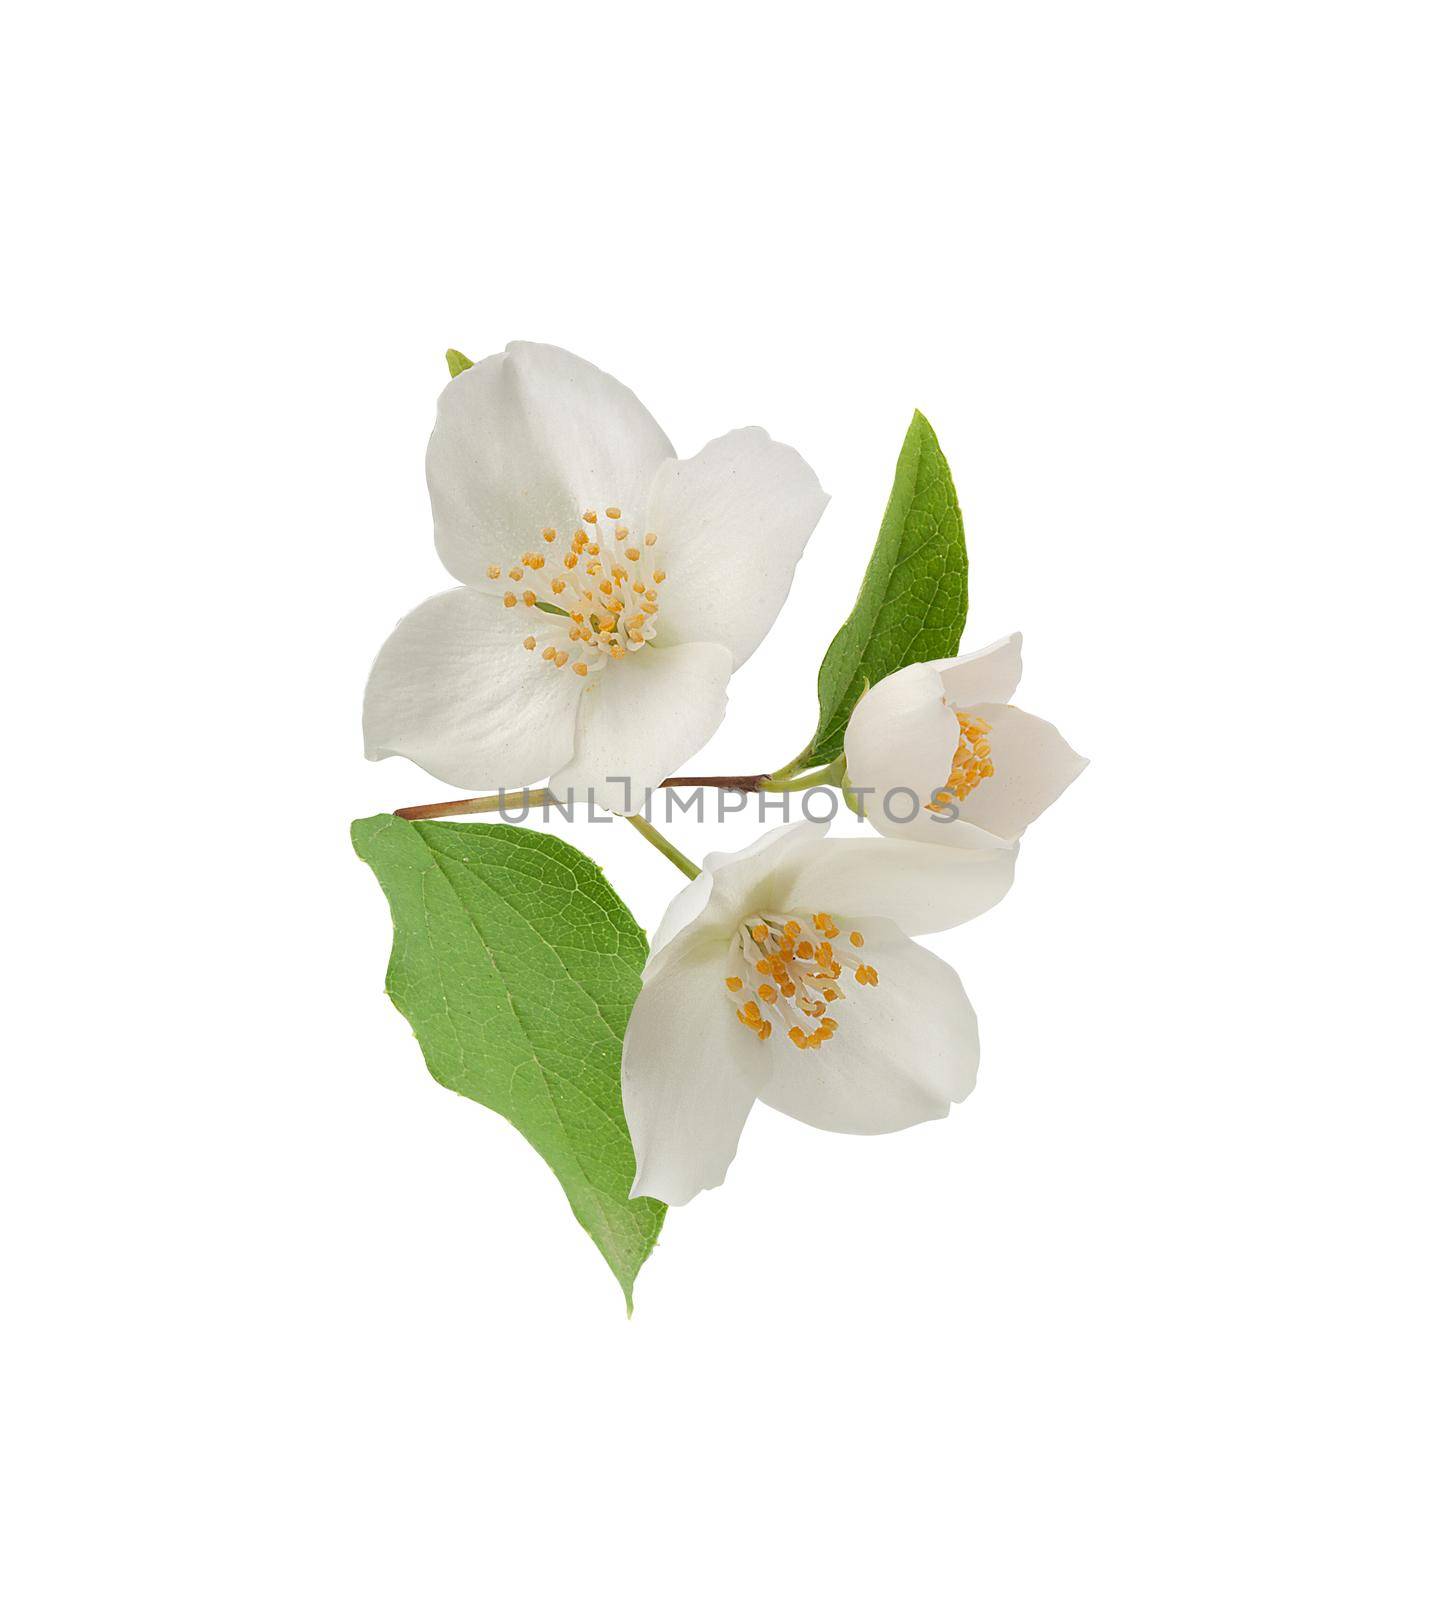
[622,821,1017,1205]
[364,343,829,812]
[843,633,1087,848]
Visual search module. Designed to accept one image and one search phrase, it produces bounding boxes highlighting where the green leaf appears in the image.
[803,411,968,766]
[445,348,474,377]
[351,814,664,1311]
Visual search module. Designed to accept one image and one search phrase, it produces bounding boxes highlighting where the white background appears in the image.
[4,3,1446,1595]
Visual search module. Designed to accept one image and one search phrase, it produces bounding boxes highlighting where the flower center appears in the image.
[480,505,668,679]
[723,911,878,1050]
[928,711,995,812]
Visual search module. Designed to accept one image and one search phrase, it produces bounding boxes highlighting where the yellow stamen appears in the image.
[728,912,877,1048]
[489,496,666,675]
[928,713,996,811]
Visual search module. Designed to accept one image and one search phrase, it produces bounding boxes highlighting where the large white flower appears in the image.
[843,633,1087,849]
[622,821,1017,1205]
[364,343,829,812]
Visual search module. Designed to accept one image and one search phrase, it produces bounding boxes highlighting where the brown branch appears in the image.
[394,788,553,821]
[394,798,485,820]
[656,773,769,792]
[393,772,770,819]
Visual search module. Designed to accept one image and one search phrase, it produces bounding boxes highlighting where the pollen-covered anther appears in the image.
[728,912,875,1047]
[928,712,997,811]
[482,505,662,673]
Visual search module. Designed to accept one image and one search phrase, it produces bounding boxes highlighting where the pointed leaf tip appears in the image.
[799,412,968,766]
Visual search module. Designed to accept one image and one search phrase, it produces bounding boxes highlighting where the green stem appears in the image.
[840,781,867,818]
[762,756,846,793]
[395,788,553,820]
[768,745,818,782]
[622,813,700,879]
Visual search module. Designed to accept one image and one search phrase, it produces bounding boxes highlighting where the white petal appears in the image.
[646,427,828,667]
[770,834,1017,936]
[363,587,582,789]
[935,632,1023,707]
[867,808,1014,851]
[844,661,958,824]
[758,921,978,1133]
[695,821,833,937]
[646,821,829,970]
[649,821,1010,945]
[428,343,674,589]
[623,941,770,1205]
[550,641,732,815]
[952,703,1088,841]
[645,873,718,971]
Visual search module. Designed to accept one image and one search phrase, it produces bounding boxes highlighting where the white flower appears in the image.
[622,821,1017,1205]
[843,633,1087,848]
[364,343,829,812]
